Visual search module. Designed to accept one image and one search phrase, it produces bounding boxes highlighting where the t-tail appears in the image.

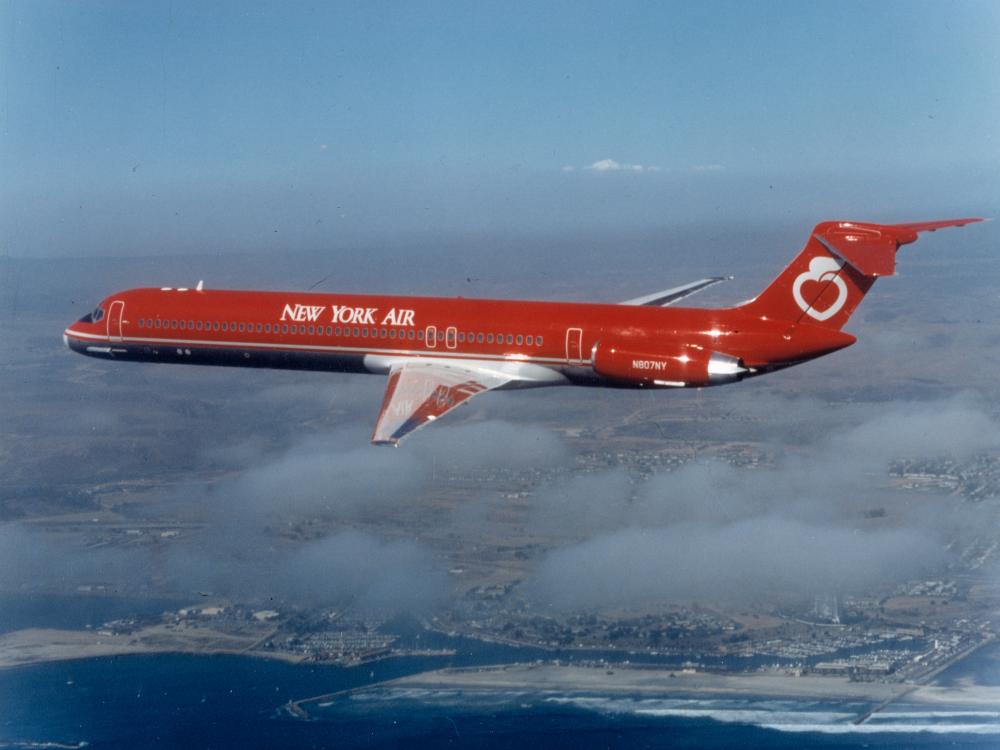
[739,218,984,329]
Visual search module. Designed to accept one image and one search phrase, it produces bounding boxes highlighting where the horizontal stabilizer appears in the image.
[813,218,984,278]
[620,277,731,307]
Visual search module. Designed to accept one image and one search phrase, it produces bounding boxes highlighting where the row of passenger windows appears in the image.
[136,318,544,347]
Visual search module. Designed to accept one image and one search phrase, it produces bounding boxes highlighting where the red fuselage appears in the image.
[63,219,981,443]
[63,286,855,388]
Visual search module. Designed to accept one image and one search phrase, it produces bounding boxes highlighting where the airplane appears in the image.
[64,218,983,445]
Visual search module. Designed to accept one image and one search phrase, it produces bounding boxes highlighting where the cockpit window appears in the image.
[78,306,105,324]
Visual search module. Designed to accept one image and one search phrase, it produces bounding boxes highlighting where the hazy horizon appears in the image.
[3,2,998,258]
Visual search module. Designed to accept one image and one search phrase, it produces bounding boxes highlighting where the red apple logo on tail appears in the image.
[792,257,848,321]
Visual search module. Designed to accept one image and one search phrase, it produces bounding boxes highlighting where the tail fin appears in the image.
[739,218,983,329]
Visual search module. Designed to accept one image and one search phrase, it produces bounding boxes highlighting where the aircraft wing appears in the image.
[371,361,513,446]
[619,277,731,307]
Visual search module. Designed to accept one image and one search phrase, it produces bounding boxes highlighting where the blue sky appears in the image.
[2,1,998,256]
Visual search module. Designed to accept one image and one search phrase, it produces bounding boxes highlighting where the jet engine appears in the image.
[592,342,747,387]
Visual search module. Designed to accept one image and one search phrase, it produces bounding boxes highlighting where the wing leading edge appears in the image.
[371,362,513,446]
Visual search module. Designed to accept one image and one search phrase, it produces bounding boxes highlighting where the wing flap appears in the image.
[371,362,511,446]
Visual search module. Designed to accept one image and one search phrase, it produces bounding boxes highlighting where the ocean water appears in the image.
[0,593,182,635]
[2,597,999,749]
[2,651,1000,749]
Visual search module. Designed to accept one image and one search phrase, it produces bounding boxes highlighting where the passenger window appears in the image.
[408,330,415,340]
[380,329,387,338]
[362,328,368,338]
[335,327,341,336]
[526,335,533,345]
[188,320,193,329]
[180,321,186,330]
[308,326,314,335]
[353,327,360,337]
[487,333,494,343]
[417,330,424,340]
[437,330,444,341]
[516,335,523,345]
[326,326,332,335]
[506,334,513,344]
[213,322,220,331]
[477,333,484,343]
[282,324,288,334]
[222,322,228,331]
[138,319,145,328]
[458,332,465,342]
[389,329,396,338]
[256,323,262,333]
[537,335,543,346]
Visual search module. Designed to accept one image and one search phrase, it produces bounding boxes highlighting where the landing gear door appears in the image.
[108,300,125,342]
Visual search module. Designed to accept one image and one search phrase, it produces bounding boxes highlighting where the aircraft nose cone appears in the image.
[63,322,89,353]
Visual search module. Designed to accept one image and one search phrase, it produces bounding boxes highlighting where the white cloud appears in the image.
[561,165,575,172]
[583,158,660,173]
[691,164,724,172]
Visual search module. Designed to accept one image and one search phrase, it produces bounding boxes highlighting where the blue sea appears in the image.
[1,596,999,748]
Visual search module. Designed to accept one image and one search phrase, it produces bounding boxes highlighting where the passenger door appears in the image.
[565,327,583,364]
[107,300,125,342]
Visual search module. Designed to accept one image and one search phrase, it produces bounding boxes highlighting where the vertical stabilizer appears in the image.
[739,218,983,329]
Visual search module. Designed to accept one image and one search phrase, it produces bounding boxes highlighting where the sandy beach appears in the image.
[382,661,1000,715]
[386,663,909,702]
[0,626,302,669]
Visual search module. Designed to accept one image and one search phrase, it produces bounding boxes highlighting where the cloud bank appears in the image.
[583,158,661,173]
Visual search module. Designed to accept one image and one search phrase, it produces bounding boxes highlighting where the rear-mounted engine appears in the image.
[592,342,747,387]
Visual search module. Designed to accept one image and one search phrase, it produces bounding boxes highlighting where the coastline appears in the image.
[290,659,1000,723]
[6,625,999,713]
[386,663,908,702]
[0,627,455,671]
[0,627,304,671]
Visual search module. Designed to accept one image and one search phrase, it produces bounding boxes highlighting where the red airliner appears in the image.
[65,218,982,445]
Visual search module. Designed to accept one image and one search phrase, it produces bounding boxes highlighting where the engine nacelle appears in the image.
[592,342,746,387]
